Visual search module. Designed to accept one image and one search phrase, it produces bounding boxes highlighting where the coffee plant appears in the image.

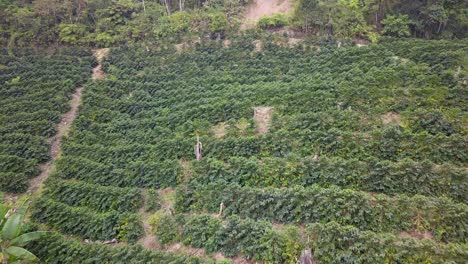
[26,37,467,262]
[0,48,94,193]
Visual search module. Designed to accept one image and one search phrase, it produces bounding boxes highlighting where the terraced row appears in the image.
[0,48,95,192]
[31,38,467,262]
[149,213,468,263]
[53,154,467,203]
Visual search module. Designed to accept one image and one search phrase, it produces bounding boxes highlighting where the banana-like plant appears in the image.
[0,193,47,264]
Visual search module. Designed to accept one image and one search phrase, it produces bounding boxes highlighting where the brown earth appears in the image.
[92,48,109,80]
[381,112,402,126]
[212,122,228,139]
[399,230,434,240]
[254,106,273,135]
[242,0,293,29]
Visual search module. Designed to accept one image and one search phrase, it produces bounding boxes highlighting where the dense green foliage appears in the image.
[190,156,467,202]
[306,221,468,263]
[43,179,143,213]
[177,182,467,242]
[27,233,208,264]
[0,0,245,47]
[258,14,289,30]
[150,213,468,263]
[293,0,467,40]
[0,48,94,193]
[1,196,47,263]
[32,198,143,242]
[21,37,467,261]
[1,0,466,47]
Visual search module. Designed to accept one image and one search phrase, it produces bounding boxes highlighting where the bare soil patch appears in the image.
[212,122,228,139]
[165,243,250,263]
[381,112,402,126]
[399,230,434,240]
[137,209,158,249]
[254,106,273,135]
[94,48,110,63]
[252,40,263,52]
[137,189,161,250]
[92,64,106,80]
[92,48,109,80]
[166,243,207,258]
[223,39,232,48]
[232,256,255,264]
[288,37,304,47]
[159,188,176,210]
[242,0,293,29]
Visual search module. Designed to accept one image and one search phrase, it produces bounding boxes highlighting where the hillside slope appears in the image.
[0,49,94,194]
[23,38,468,263]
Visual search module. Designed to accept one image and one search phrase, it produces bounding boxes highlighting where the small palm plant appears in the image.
[1,193,47,263]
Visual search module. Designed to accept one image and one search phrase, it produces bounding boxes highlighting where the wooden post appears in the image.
[218,202,224,216]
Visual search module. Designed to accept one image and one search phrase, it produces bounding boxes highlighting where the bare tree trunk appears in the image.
[194,135,203,161]
[179,0,184,11]
[375,0,382,30]
[142,0,146,15]
[164,0,171,15]
[437,22,443,33]
[218,202,224,216]
[304,17,308,33]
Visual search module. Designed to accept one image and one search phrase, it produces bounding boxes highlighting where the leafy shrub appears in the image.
[145,189,162,212]
[0,172,28,193]
[43,179,142,213]
[182,214,221,253]
[148,214,466,263]
[258,14,288,29]
[307,221,468,263]
[148,212,179,245]
[177,182,468,242]
[27,233,207,264]
[409,109,456,136]
[382,14,412,37]
[0,48,94,193]
[210,12,228,32]
[27,40,467,262]
[32,198,143,243]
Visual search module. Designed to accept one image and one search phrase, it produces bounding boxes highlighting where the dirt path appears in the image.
[27,49,108,195]
[92,48,109,80]
[4,49,108,203]
[137,189,159,249]
[26,86,83,194]
[242,0,293,29]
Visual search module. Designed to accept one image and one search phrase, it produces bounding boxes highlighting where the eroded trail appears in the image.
[27,49,108,194]
[92,48,109,80]
[242,0,293,29]
[4,49,107,202]
[26,86,83,194]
